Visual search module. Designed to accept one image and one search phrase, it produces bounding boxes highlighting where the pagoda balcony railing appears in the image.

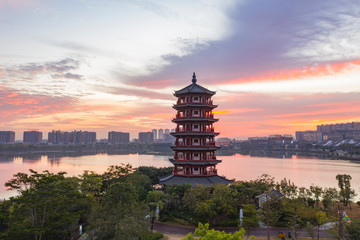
[175,114,214,118]
[173,169,218,176]
[176,100,213,105]
[175,128,215,133]
[174,143,216,147]
[174,157,217,161]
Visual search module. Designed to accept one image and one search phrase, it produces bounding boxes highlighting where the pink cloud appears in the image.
[0,87,76,124]
[214,59,360,85]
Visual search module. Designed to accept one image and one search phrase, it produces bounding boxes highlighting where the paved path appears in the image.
[153,222,335,238]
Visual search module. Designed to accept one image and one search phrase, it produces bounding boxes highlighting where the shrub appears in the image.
[140,231,164,240]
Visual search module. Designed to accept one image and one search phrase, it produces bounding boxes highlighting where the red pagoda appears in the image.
[159,73,232,186]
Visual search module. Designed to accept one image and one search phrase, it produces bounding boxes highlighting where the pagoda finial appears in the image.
[192,72,197,83]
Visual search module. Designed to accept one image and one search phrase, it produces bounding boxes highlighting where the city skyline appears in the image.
[1,1,360,140]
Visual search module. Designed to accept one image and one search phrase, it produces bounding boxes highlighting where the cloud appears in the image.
[93,85,172,100]
[125,1,360,88]
[215,91,360,138]
[3,58,80,77]
[51,72,83,80]
[0,87,76,124]
[1,58,88,97]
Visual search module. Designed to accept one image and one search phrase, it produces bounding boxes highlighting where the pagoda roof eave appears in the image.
[170,146,220,151]
[172,118,219,123]
[171,132,220,137]
[174,83,216,96]
[159,174,233,186]
[173,104,218,109]
[170,159,222,165]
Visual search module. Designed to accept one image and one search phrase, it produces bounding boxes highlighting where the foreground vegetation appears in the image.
[0,165,359,240]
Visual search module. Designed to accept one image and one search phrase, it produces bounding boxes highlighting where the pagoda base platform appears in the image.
[159,174,233,187]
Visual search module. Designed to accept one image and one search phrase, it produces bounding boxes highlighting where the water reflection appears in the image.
[1,153,360,200]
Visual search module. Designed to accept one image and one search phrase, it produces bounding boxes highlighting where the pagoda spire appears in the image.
[192,72,197,83]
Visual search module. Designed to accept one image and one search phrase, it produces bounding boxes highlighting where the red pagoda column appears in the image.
[160,73,231,186]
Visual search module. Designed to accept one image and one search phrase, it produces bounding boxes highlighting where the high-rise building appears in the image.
[48,130,96,144]
[317,122,360,132]
[108,131,130,144]
[48,130,64,144]
[23,131,42,144]
[160,73,232,186]
[295,131,322,142]
[139,132,154,144]
[158,129,164,140]
[0,131,15,144]
[152,129,157,140]
[165,129,170,134]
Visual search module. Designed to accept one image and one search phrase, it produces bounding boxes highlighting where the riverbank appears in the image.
[2,142,360,162]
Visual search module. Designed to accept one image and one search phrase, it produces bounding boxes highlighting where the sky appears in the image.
[1,0,360,140]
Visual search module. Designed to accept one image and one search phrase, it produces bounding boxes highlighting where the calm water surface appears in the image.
[1,153,360,199]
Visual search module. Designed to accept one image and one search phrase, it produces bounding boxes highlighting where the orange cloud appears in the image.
[226,59,360,84]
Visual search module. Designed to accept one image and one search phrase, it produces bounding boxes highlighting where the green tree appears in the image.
[161,184,191,221]
[102,164,134,189]
[79,170,103,200]
[298,187,307,203]
[241,204,259,237]
[315,211,327,240]
[283,198,307,240]
[336,174,356,207]
[276,178,297,199]
[230,174,275,207]
[183,185,212,223]
[259,193,281,240]
[346,220,360,240]
[123,172,152,201]
[136,166,173,185]
[332,202,346,240]
[0,201,9,240]
[89,182,149,240]
[5,170,84,240]
[182,222,253,240]
[147,190,165,229]
[310,186,322,207]
[212,184,238,218]
[322,187,338,210]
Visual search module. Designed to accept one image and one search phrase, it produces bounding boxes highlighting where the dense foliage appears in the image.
[183,223,252,240]
[0,166,359,240]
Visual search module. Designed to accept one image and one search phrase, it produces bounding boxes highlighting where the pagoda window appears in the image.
[193,138,200,145]
[193,110,200,117]
[193,124,199,131]
[192,96,200,102]
[193,167,200,175]
[178,152,184,160]
[193,153,200,160]
[177,111,184,118]
[176,166,184,174]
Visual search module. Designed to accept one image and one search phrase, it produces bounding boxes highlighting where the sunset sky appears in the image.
[1,0,360,140]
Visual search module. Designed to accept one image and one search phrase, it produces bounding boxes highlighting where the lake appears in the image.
[1,153,360,199]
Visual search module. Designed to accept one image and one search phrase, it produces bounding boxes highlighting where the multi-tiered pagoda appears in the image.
[159,73,232,186]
